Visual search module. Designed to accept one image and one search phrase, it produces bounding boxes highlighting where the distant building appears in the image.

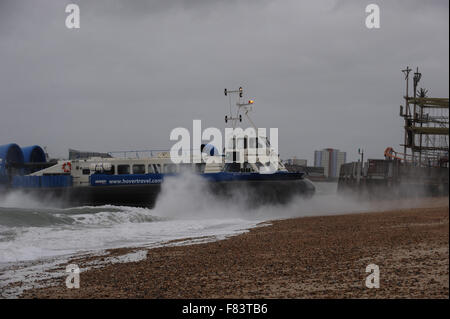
[314,148,346,178]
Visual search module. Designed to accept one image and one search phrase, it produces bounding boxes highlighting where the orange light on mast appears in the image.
[248,100,254,104]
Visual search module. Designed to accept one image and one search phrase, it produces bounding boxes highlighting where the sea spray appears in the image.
[0,189,65,209]
[152,171,373,220]
[0,172,430,265]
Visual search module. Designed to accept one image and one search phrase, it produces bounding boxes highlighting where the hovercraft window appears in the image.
[117,165,130,175]
[133,164,145,174]
[148,164,161,174]
[103,165,115,175]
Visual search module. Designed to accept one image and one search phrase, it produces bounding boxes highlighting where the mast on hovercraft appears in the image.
[223,86,287,173]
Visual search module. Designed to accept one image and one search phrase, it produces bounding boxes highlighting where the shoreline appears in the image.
[10,197,450,298]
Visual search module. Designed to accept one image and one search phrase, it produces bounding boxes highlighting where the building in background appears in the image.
[314,148,346,178]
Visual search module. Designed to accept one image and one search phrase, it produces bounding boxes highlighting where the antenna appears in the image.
[223,86,255,129]
[224,87,243,97]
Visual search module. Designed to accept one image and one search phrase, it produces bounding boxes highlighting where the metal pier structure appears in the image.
[338,67,449,198]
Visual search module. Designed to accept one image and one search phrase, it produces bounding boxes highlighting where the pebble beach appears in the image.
[19,197,449,299]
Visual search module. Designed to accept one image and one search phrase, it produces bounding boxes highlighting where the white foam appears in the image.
[0,216,262,263]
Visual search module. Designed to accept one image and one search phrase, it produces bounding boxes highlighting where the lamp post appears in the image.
[358,148,364,184]
[358,148,364,164]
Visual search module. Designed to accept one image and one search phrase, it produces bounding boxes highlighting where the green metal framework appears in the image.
[400,67,449,167]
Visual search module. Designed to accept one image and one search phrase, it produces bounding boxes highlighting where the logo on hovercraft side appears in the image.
[92,177,163,186]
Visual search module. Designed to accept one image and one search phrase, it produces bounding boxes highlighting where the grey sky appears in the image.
[0,0,448,164]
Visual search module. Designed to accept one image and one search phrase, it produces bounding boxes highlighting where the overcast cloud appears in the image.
[0,0,448,163]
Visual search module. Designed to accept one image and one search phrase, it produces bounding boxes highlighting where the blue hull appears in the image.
[4,172,315,208]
